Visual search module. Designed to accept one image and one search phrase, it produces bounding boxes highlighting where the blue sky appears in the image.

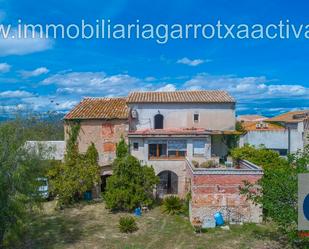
[0,0,308,117]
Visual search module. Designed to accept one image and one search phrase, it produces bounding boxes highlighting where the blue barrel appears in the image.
[214,212,224,226]
[134,207,142,217]
[83,191,92,201]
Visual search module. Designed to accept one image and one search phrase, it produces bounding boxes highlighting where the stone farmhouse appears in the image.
[64,90,263,224]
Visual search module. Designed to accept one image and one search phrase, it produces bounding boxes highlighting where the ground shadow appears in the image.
[9,213,83,249]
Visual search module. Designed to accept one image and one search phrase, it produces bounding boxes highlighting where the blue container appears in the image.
[214,212,224,226]
[134,207,142,217]
[83,191,92,201]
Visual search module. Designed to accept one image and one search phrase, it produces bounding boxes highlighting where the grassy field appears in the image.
[15,201,287,249]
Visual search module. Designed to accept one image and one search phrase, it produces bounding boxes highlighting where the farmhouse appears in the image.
[65,90,263,224]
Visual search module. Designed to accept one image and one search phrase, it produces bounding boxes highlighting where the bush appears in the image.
[162,196,183,215]
[200,160,216,168]
[119,216,138,233]
[191,160,199,167]
[235,144,309,246]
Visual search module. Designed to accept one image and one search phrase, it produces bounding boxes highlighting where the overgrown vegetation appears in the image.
[104,137,159,211]
[231,144,309,247]
[0,119,52,247]
[48,122,100,206]
[118,216,138,233]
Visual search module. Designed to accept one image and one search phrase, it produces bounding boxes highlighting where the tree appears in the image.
[104,139,159,211]
[0,120,48,247]
[116,136,129,158]
[232,145,309,246]
[48,123,100,206]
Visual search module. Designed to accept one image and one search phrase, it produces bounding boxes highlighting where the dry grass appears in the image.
[16,200,287,249]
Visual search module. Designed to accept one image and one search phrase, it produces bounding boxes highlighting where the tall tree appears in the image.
[0,120,48,247]
[48,123,100,206]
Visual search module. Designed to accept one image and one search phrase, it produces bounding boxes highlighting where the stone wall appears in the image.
[186,163,263,225]
[64,119,129,170]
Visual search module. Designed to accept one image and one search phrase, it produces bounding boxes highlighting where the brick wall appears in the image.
[64,119,128,169]
[187,170,262,225]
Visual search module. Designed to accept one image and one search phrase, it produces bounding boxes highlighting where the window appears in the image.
[133,142,139,151]
[168,140,187,158]
[149,143,167,159]
[193,113,199,123]
[148,140,187,159]
[193,140,205,156]
[154,114,164,129]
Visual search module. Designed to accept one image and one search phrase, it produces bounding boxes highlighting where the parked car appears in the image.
[37,177,49,199]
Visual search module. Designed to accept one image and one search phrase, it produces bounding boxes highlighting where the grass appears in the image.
[12,200,287,249]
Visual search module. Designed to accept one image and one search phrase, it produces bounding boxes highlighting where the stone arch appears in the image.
[156,170,178,198]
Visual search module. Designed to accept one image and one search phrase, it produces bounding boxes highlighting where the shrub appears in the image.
[162,196,183,215]
[119,216,138,233]
[236,144,309,246]
[200,160,216,168]
[191,160,199,167]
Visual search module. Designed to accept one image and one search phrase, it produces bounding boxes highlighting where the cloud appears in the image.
[184,73,309,100]
[20,67,49,78]
[0,90,33,98]
[156,84,176,92]
[0,29,54,56]
[20,95,78,112]
[177,57,209,66]
[42,71,146,96]
[0,62,10,73]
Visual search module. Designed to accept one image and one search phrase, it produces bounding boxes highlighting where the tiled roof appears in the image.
[237,115,267,122]
[127,90,235,104]
[64,97,129,120]
[266,110,309,123]
[242,121,285,131]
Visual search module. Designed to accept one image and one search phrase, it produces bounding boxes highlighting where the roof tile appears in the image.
[127,90,235,103]
[266,110,309,123]
[64,97,129,120]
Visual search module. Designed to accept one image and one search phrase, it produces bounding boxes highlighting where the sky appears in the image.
[0,0,308,117]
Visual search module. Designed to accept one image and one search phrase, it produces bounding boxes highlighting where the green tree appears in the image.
[116,137,129,158]
[104,140,159,211]
[232,145,309,246]
[48,123,100,206]
[0,120,48,247]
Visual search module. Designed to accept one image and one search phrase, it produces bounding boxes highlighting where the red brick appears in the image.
[103,142,116,152]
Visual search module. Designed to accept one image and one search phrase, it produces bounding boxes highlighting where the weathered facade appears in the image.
[186,159,263,224]
[64,91,264,225]
[127,91,238,197]
[64,97,129,178]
